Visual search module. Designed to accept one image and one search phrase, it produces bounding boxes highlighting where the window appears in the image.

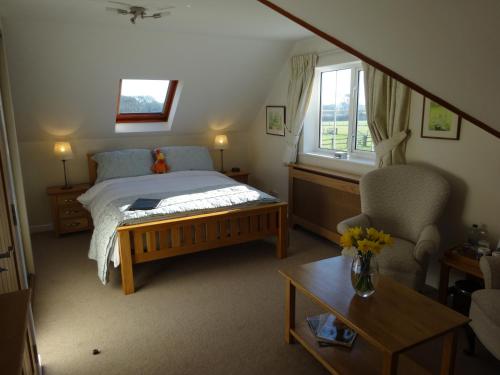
[306,62,374,160]
[116,79,179,123]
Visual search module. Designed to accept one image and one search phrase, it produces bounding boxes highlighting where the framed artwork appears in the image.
[421,98,461,140]
[266,106,286,136]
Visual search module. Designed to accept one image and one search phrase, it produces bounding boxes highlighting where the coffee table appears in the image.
[279,256,470,375]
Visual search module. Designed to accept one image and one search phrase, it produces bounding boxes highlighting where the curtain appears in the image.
[363,62,412,168]
[283,54,318,163]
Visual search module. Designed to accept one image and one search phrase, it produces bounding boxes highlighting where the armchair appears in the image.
[469,256,500,359]
[337,165,450,290]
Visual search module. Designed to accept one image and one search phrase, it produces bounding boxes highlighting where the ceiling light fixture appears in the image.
[105,1,174,24]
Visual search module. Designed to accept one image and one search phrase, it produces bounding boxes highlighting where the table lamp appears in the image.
[54,142,74,189]
[214,135,228,173]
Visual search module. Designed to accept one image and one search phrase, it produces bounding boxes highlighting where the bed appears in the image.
[82,151,288,295]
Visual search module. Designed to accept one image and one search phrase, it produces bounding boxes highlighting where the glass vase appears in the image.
[350,253,379,298]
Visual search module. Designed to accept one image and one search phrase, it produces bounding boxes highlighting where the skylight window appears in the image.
[116,79,179,123]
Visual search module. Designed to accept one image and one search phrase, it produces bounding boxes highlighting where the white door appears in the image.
[0,48,39,375]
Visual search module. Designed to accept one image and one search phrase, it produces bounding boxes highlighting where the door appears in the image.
[0,40,39,374]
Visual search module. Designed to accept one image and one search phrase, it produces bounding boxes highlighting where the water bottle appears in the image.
[467,224,479,246]
[477,224,490,249]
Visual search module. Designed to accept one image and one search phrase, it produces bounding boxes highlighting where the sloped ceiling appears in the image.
[0,0,311,40]
[262,0,500,136]
[0,0,312,142]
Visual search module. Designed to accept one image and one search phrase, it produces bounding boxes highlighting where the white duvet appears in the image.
[78,171,278,283]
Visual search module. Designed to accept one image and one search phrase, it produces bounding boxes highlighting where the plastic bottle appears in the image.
[467,224,480,246]
[477,224,490,249]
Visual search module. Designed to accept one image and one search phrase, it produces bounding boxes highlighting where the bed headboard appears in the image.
[87,153,97,185]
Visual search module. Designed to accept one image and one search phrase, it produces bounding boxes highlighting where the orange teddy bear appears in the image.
[151,149,169,174]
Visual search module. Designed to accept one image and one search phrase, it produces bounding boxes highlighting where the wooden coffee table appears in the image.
[279,256,470,375]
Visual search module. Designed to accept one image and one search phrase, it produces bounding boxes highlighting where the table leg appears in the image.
[382,352,398,375]
[440,330,457,375]
[438,263,450,304]
[285,279,296,344]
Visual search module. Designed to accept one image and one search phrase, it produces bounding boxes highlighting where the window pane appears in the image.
[354,71,373,152]
[119,79,170,114]
[319,69,351,151]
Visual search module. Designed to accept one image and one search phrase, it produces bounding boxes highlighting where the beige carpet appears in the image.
[31,229,499,375]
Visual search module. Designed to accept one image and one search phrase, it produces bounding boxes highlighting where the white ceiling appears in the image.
[0,0,311,40]
[3,16,299,141]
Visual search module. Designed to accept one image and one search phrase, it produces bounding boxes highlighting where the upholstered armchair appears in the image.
[469,256,500,359]
[337,165,450,290]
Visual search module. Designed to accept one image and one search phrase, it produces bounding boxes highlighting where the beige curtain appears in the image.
[363,62,412,167]
[283,54,318,163]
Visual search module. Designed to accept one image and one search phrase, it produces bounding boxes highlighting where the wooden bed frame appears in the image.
[87,154,288,295]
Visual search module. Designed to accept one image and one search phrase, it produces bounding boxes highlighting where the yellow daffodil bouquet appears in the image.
[340,227,393,297]
[340,227,393,256]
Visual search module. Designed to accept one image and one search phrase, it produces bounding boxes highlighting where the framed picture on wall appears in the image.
[421,98,461,140]
[266,106,286,136]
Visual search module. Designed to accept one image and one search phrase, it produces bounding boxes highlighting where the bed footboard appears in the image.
[117,202,288,294]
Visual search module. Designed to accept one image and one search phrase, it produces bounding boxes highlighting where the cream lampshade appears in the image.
[53,142,73,189]
[214,135,228,173]
[53,142,74,161]
[214,134,228,150]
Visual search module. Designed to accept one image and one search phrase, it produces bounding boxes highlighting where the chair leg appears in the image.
[464,325,476,356]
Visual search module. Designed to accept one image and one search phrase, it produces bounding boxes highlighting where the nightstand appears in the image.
[224,171,250,184]
[438,246,483,304]
[47,183,92,236]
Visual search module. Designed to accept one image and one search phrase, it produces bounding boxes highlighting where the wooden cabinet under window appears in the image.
[288,163,361,244]
[47,183,92,236]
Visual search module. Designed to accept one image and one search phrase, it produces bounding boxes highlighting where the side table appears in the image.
[438,247,483,304]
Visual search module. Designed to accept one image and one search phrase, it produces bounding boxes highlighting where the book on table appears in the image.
[306,313,357,348]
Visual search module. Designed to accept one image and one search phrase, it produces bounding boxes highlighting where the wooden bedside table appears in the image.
[47,183,92,236]
[224,171,249,184]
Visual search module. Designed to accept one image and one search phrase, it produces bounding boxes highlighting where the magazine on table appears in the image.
[306,313,357,348]
[128,198,161,211]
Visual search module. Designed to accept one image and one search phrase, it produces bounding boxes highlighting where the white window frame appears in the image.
[308,61,374,161]
[115,80,183,134]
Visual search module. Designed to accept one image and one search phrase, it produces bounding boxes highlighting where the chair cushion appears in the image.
[376,237,424,289]
[471,289,500,324]
[470,289,500,360]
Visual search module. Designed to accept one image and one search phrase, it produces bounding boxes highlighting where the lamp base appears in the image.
[61,159,72,190]
[219,149,225,174]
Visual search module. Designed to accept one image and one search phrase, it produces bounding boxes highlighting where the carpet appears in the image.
[31,229,499,374]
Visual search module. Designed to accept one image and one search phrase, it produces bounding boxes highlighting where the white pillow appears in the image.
[159,146,214,172]
[93,149,153,183]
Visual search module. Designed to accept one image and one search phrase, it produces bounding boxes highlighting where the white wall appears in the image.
[4,20,293,141]
[2,19,296,228]
[249,36,500,286]
[267,0,500,135]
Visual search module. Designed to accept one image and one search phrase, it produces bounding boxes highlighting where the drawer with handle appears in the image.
[60,217,89,233]
[59,206,86,219]
[56,193,81,207]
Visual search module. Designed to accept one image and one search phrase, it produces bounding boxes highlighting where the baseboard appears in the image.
[30,223,53,233]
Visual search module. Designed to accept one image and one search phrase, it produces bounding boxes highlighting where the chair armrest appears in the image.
[337,214,371,234]
[480,256,500,289]
[413,225,440,263]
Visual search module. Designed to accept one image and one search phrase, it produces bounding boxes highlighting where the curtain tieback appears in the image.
[374,130,408,162]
